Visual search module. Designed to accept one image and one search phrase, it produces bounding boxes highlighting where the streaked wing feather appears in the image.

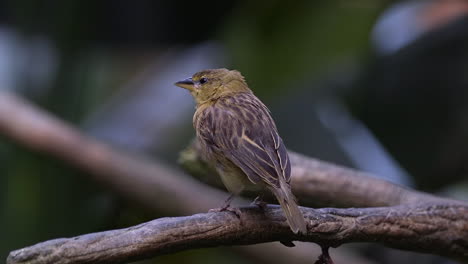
[225,137,279,187]
[275,133,291,184]
[198,93,290,189]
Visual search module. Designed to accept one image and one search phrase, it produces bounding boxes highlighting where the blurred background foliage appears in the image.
[1,0,468,263]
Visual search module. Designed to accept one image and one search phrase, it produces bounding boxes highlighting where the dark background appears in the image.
[1,0,468,263]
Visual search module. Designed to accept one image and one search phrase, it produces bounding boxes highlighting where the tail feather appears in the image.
[270,181,307,234]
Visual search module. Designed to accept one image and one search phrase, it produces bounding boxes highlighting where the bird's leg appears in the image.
[209,193,241,218]
[251,195,267,210]
[221,193,235,210]
[220,193,242,219]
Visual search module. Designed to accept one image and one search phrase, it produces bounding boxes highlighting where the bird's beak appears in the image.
[175,78,195,91]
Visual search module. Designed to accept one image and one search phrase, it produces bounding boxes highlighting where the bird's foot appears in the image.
[209,194,241,218]
[209,205,242,218]
[251,196,268,210]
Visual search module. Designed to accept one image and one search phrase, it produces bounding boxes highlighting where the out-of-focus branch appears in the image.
[7,203,468,264]
[0,91,225,215]
[2,91,466,263]
[180,142,456,207]
[0,92,373,263]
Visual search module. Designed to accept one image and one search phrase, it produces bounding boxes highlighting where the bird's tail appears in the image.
[270,180,307,234]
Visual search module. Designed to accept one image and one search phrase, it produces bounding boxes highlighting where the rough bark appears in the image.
[1,91,466,264]
[8,203,468,264]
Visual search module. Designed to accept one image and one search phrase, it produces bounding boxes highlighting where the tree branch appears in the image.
[0,91,226,215]
[179,142,456,207]
[1,90,467,263]
[7,204,468,264]
[0,92,373,263]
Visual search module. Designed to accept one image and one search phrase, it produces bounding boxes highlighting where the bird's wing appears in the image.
[200,94,291,188]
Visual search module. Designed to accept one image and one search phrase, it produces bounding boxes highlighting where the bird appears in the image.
[175,68,307,234]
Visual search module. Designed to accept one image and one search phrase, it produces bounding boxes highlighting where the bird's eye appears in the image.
[199,77,208,84]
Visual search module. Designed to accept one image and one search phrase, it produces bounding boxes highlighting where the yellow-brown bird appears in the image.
[175,68,307,234]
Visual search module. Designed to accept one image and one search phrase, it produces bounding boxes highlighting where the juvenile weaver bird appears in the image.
[175,68,307,234]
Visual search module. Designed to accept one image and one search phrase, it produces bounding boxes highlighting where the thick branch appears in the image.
[1,91,466,263]
[0,91,375,264]
[7,204,468,264]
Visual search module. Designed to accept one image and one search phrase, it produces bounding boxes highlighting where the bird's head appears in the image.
[175,68,250,105]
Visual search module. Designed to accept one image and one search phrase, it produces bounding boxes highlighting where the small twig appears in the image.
[315,246,334,264]
[7,204,468,264]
